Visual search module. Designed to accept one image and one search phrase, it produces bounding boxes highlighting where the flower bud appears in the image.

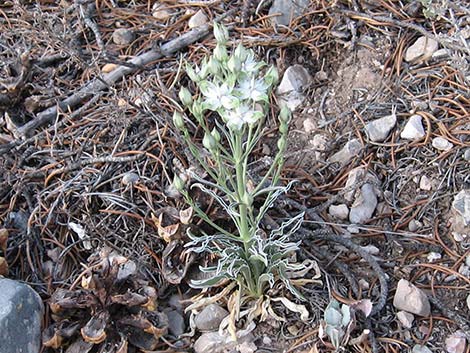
[172,111,185,130]
[214,44,228,61]
[185,63,199,82]
[202,132,217,151]
[173,174,185,191]
[279,122,288,134]
[264,65,279,86]
[277,137,286,151]
[178,87,193,107]
[213,22,229,43]
[279,106,291,124]
[234,44,248,62]
[211,127,221,142]
[208,57,220,75]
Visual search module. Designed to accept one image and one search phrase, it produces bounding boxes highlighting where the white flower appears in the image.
[200,82,237,111]
[237,78,268,102]
[241,53,259,74]
[223,105,258,131]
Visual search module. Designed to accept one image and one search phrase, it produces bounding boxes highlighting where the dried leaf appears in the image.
[0,257,8,276]
[65,338,94,353]
[179,206,194,224]
[271,297,309,321]
[81,311,109,344]
[42,325,63,348]
[162,240,193,284]
[0,228,8,253]
[69,222,92,250]
[111,292,148,307]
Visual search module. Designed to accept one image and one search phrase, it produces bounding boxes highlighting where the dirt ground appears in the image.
[1,1,470,352]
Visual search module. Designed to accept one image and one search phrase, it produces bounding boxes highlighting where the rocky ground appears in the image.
[0,0,469,353]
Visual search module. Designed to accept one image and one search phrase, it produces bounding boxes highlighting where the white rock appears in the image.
[268,0,310,26]
[365,114,397,142]
[122,172,139,185]
[347,224,360,233]
[432,137,453,151]
[194,332,256,353]
[459,264,470,277]
[329,204,349,220]
[328,139,363,165]
[277,65,311,111]
[401,115,425,140]
[311,134,328,151]
[393,279,431,317]
[344,167,379,202]
[188,10,208,28]
[396,311,414,328]
[194,304,228,331]
[419,175,432,191]
[349,184,378,224]
[452,190,470,226]
[427,252,442,262]
[112,28,135,45]
[152,3,171,20]
[359,279,369,290]
[303,118,316,133]
[432,48,449,60]
[445,331,467,353]
[405,36,439,63]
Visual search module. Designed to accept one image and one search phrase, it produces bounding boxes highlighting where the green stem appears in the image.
[234,133,251,252]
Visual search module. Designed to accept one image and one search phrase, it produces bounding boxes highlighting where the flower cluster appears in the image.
[176,22,278,132]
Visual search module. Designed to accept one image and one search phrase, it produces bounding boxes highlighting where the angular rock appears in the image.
[349,184,378,224]
[188,10,208,28]
[329,204,349,220]
[310,134,328,152]
[393,279,431,316]
[396,311,414,328]
[408,219,423,232]
[268,0,310,26]
[432,137,453,151]
[112,28,135,45]
[194,304,228,331]
[152,6,171,21]
[401,115,425,140]
[412,345,432,353]
[419,175,432,191]
[166,310,185,336]
[452,190,470,226]
[194,332,255,353]
[445,331,467,353]
[405,36,439,63]
[328,139,363,165]
[122,172,139,185]
[365,114,397,142]
[0,278,43,353]
[276,65,311,111]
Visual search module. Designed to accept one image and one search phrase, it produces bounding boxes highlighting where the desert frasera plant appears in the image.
[173,23,306,301]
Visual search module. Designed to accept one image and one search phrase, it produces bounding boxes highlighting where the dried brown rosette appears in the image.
[43,248,168,352]
[0,229,8,276]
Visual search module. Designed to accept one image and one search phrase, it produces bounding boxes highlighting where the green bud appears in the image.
[214,44,228,62]
[202,132,217,151]
[191,100,204,118]
[279,105,291,124]
[208,57,220,75]
[172,111,185,130]
[277,137,286,151]
[264,65,279,87]
[234,44,248,62]
[279,122,288,134]
[211,127,221,143]
[213,22,229,43]
[185,63,200,82]
[178,87,193,107]
[227,55,240,72]
[173,174,185,191]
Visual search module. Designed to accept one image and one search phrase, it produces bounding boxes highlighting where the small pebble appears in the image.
[365,114,397,142]
[408,219,423,232]
[329,204,349,220]
[432,137,453,151]
[102,63,118,73]
[405,36,438,63]
[396,311,414,328]
[426,252,441,262]
[112,28,135,45]
[419,175,432,191]
[463,149,470,161]
[188,10,208,28]
[152,4,171,20]
[122,172,139,185]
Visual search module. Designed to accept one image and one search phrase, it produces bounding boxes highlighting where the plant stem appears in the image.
[234,133,251,252]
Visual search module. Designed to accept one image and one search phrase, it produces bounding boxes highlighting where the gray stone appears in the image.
[276,65,311,111]
[188,10,208,28]
[0,278,43,353]
[405,36,438,63]
[396,311,414,328]
[408,219,423,232]
[112,28,135,45]
[328,139,363,165]
[432,137,453,151]
[194,331,255,353]
[463,149,470,161]
[401,115,425,140]
[195,304,228,332]
[268,0,310,26]
[167,310,185,336]
[452,190,470,226]
[393,279,430,317]
[122,172,139,185]
[419,175,432,191]
[365,114,397,142]
[329,204,349,220]
[445,331,467,353]
[349,184,378,224]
